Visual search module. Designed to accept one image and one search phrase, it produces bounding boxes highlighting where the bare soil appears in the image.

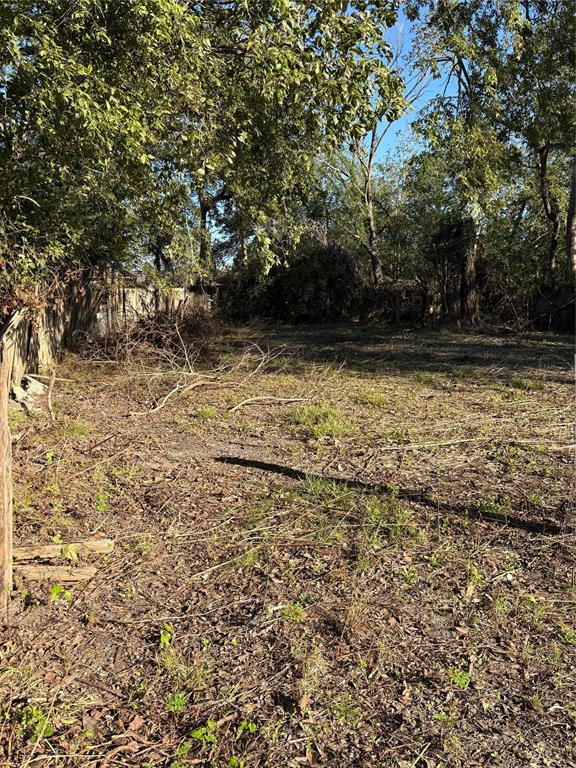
[2,324,575,768]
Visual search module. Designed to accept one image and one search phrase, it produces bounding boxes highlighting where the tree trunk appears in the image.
[0,338,13,622]
[367,241,384,286]
[364,126,384,287]
[566,155,576,287]
[460,221,481,325]
[198,193,211,269]
[538,145,561,279]
[239,230,248,266]
[364,194,383,286]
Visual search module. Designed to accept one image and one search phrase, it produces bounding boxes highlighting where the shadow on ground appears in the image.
[231,324,574,383]
[215,456,566,536]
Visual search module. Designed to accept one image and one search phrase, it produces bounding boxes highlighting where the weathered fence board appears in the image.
[3,283,204,388]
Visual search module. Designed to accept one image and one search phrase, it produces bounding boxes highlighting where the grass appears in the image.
[506,376,545,391]
[364,493,418,544]
[354,388,388,407]
[288,402,354,438]
[197,405,218,420]
[8,406,36,430]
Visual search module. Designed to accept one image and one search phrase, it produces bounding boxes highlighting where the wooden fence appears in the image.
[2,282,201,388]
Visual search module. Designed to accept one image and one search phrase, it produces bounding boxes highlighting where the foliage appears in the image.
[1,0,404,311]
[19,705,55,742]
[2,1,573,326]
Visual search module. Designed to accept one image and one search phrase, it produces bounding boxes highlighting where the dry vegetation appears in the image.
[2,323,575,768]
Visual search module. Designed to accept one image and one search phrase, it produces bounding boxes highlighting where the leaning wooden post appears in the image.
[0,336,13,622]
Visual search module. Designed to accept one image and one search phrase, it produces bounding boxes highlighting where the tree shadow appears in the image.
[215,455,564,536]
[232,324,574,385]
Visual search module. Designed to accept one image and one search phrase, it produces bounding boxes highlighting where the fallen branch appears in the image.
[27,374,73,383]
[13,538,114,561]
[129,380,207,417]
[228,395,312,414]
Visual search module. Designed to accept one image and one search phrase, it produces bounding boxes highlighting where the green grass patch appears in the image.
[8,406,36,430]
[474,497,510,522]
[288,402,354,438]
[506,376,545,391]
[451,366,488,381]
[355,389,388,407]
[197,405,217,420]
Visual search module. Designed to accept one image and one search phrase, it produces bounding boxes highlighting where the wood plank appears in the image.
[13,538,114,561]
[15,565,98,582]
[0,338,13,622]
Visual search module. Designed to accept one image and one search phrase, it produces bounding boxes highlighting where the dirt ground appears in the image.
[2,324,575,768]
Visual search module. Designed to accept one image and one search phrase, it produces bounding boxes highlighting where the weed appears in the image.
[20,705,55,742]
[298,641,328,693]
[475,497,509,522]
[401,566,417,582]
[197,405,217,420]
[493,595,513,616]
[330,693,362,727]
[365,493,417,545]
[448,661,471,690]
[382,427,409,444]
[229,758,248,768]
[355,389,388,407]
[53,418,92,439]
[60,543,78,562]
[169,740,193,768]
[416,371,439,384]
[507,377,545,391]
[191,719,218,747]
[94,490,108,513]
[237,719,257,736]
[50,584,73,603]
[289,402,353,438]
[503,553,520,572]
[301,475,348,505]
[136,533,154,557]
[433,712,457,727]
[559,624,576,645]
[8,406,35,429]
[281,601,306,621]
[265,354,290,372]
[538,465,556,478]
[465,564,483,599]
[167,691,187,714]
[239,548,260,569]
[160,623,175,649]
[451,366,487,381]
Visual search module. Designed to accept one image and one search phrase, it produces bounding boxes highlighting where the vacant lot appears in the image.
[3,325,575,768]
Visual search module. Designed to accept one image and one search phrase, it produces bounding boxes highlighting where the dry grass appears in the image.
[2,324,574,768]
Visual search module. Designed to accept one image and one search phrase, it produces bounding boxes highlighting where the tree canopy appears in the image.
[1,0,574,326]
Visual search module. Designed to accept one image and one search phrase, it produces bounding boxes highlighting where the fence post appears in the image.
[0,337,13,622]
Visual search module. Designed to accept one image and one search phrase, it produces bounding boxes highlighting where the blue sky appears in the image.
[375,5,452,161]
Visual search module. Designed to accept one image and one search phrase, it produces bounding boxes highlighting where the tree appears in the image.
[407,0,575,287]
[1,0,406,310]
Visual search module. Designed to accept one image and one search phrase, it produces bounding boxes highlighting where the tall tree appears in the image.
[1,0,405,309]
[407,0,575,285]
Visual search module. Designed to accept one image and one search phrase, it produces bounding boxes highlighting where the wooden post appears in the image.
[0,338,13,622]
